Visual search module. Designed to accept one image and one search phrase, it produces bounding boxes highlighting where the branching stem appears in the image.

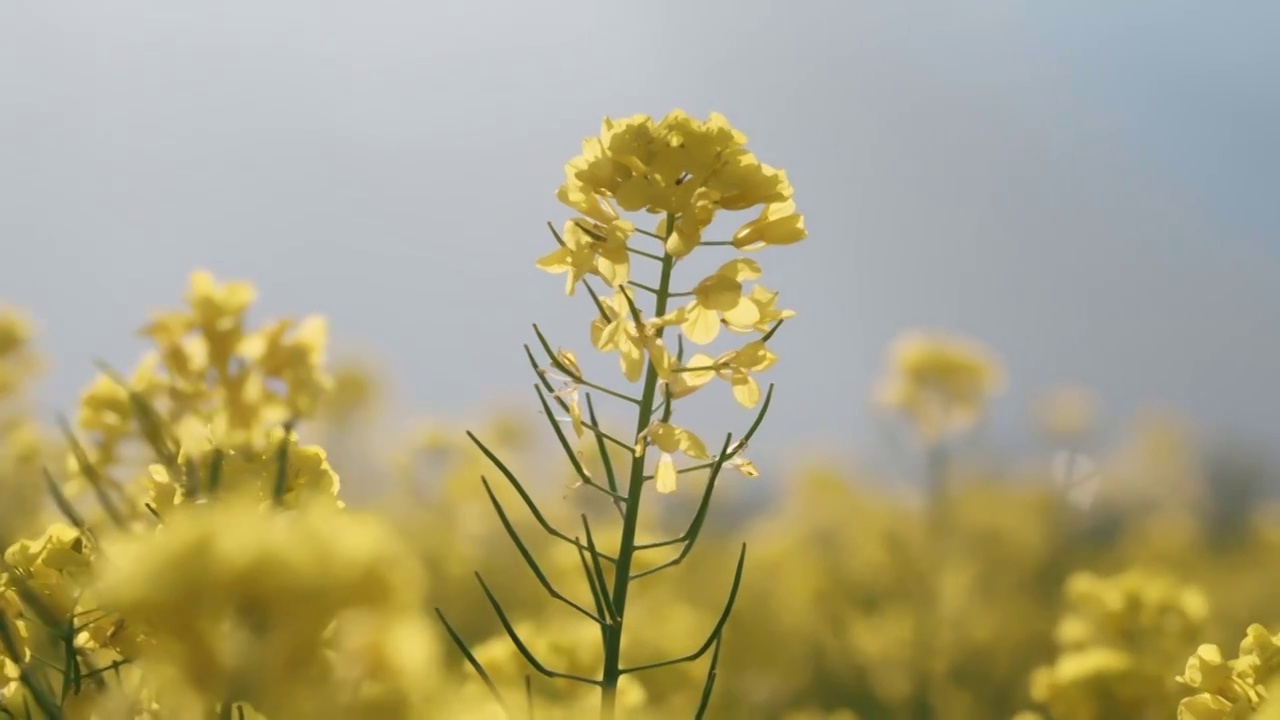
[598,217,678,719]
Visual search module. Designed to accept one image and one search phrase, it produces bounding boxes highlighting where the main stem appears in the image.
[599,223,676,720]
[910,443,949,720]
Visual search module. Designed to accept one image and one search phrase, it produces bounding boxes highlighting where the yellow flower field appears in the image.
[0,110,1275,720]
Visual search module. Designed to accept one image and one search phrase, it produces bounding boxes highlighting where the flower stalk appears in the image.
[441,110,805,719]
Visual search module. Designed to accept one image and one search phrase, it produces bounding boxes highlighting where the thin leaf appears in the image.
[0,612,63,719]
[633,434,734,560]
[271,419,297,504]
[580,281,611,323]
[579,516,617,623]
[621,544,747,674]
[693,637,723,720]
[474,574,601,686]
[435,609,510,716]
[56,416,126,528]
[42,469,95,545]
[92,361,179,468]
[207,448,225,495]
[584,394,619,496]
[522,346,632,452]
[533,385,626,504]
[466,431,616,564]
[530,327,640,406]
[575,539,610,649]
[525,676,534,720]
[478,477,603,625]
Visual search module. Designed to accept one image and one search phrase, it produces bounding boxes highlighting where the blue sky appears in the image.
[2,2,1277,481]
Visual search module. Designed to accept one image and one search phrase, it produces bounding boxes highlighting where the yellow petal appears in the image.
[655,453,678,494]
[568,396,585,439]
[677,429,709,460]
[681,305,721,345]
[599,319,625,351]
[647,422,681,454]
[620,341,645,383]
[716,258,762,282]
[665,227,700,258]
[730,372,760,408]
[682,354,718,387]
[721,296,762,329]
[1176,693,1235,720]
[536,248,570,272]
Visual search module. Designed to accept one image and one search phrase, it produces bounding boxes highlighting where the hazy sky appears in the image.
[2,2,1278,475]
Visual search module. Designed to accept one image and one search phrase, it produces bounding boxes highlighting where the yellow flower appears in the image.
[77,372,133,436]
[186,270,256,369]
[702,339,778,409]
[637,421,709,494]
[537,219,633,295]
[147,429,342,513]
[705,149,793,211]
[667,259,764,345]
[72,271,337,509]
[728,285,795,334]
[548,349,586,439]
[1176,693,1241,720]
[537,221,604,296]
[559,111,797,222]
[732,198,807,250]
[555,177,624,227]
[642,337,713,400]
[874,329,1005,441]
[91,496,438,719]
[591,291,646,383]
[3,523,91,617]
[651,110,748,188]
[237,314,333,417]
[662,186,719,257]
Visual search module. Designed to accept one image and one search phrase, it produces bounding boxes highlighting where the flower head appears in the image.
[874,329,1004,442]
[637,421,709,494]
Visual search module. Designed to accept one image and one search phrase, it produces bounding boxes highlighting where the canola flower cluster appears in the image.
[1177,625,1280,719]
[1022,569,1210,720]
[0,110,1277,720]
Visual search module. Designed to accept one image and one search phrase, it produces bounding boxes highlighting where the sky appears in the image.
[2,2,1278,480]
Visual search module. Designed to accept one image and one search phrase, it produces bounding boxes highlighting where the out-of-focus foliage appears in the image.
[3,272,1280,719]
[1,111,1278,720]
[0,307,50,549]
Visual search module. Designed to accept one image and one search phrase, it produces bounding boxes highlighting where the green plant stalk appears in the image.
[910,443,950,720]
[599,220,677,719]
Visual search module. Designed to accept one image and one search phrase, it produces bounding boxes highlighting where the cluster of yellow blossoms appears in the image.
[1178,624,1280,719]
[90,496,441,720]
[1022,569,1210,719]
[0,273,437,719]
[72,271,338,518]
[538,110,805,493]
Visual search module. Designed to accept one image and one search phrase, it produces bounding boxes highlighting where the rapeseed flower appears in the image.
[91,495,439,720]
[591,290,647,382]
[875,329,1005,442]
[659,258,764,346]
[637,421,710,494]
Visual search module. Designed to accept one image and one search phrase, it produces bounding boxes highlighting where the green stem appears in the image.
[599,219,677,719]
[910,442,949,720]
